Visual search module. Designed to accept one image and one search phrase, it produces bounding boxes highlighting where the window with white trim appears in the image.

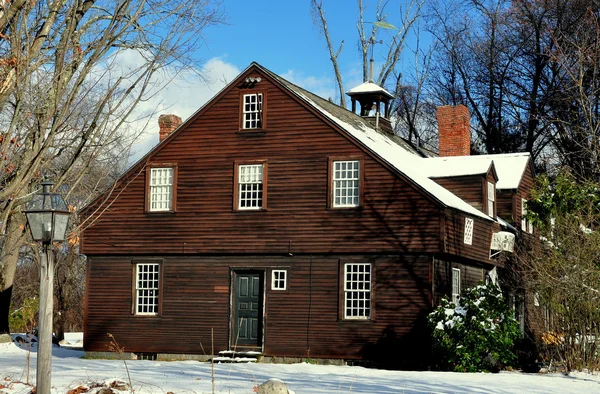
[272,270,287,290]
[149,167,174,211]
[238,164,264,209]
[135,263,160,315]
[333,160,360,207]
[487,181,495,217]
[451,268,461,304]
[243,93,263,129]
[521,198,534,233]
[344,263,371,319]
[464,217,474,245]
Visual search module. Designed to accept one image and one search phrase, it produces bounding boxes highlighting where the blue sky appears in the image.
[130,0,427,160]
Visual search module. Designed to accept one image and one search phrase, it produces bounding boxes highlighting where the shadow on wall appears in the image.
[361,311,432,370]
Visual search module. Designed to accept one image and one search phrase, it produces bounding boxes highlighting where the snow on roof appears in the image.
[346,82,394,98]
[273,81,492,221]
[421,153,531,190]
[420,157,493,178]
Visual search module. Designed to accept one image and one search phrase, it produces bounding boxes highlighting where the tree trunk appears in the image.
[0,211,26,334]
[0,285,13,334]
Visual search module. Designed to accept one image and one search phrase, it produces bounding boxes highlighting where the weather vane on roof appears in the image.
[368,21,397,82]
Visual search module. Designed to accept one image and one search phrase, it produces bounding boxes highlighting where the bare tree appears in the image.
[311,0,424,106]
[0,0,224,334]
[519,171,600,371]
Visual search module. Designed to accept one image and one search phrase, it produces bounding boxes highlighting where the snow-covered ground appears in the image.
[1,333,600,393]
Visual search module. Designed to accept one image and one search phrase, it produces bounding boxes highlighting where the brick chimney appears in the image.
[158,114,182,142]
[437,105,470,157]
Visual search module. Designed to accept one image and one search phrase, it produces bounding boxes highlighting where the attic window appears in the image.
[487,182,495,217]
[242,93,264,129]
[521,199,534,233]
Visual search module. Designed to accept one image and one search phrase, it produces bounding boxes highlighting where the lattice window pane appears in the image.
[239,164,263,209]
[136,263,160,315]
[333,160,360,207]
[464,217,474,245]
[452,268,461,304]
[150,168,173,211]
[272,270,287,290]
[243,93,263,129]
[344,263,371,319]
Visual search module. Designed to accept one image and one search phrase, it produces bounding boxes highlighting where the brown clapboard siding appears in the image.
[432,175,485,212]
[81,70,444,256]
[432,258,489,306]
[497,190,514,222]
[443,209,498,264]
[85,255,432,361]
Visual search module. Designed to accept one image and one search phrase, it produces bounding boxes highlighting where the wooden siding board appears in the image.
[443,209,499,264]
[432,175,485,211]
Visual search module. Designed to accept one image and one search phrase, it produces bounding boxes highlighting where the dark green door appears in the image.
[234,272,262,347]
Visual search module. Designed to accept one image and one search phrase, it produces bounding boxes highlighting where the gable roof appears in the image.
[419,153,532,190]
[255,63,492,221]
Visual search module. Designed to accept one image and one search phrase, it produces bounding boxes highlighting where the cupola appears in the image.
[346,82,394,134]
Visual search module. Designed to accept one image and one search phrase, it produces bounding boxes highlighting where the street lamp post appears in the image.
[25,181,70,394]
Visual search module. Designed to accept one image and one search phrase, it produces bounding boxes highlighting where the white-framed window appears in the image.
[344,263,371,319]
[451,268,461,304]
[272,270,287,290]
[534,292,540,307]
[149,167,174,211]
[464,217,474,245]
[487,181,495,217]
[135,263,160,315]
[521,198,534,233]
[238,164,264,209]
[333,160,360,207]
[243,93,263,129]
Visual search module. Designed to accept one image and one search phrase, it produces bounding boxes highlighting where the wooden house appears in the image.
[80,62,534,366]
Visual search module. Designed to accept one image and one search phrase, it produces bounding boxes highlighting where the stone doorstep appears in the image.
[213,349,263,363]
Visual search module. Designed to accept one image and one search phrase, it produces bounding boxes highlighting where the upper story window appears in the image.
[344,263,371,320]
[521,198,534,233]
[487,181,495,217]
[148,166,176,212]
[135,262,160,315]
[464,217,474,245]
[242,93,263,129]
[235,161,267,210]
[452,268,461,304]
[331,159,361,208]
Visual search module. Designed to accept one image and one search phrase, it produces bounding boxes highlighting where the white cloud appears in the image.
[128,58,240,162]
[280,69,337,103]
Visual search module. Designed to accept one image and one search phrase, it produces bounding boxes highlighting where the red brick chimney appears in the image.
[158,114,182,142]
[437,105,471,157]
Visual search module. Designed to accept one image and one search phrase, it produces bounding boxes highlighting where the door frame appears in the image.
[229,269,266,351]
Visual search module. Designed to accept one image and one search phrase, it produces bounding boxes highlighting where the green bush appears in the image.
[9,297,38,333]
[428,282,520,372]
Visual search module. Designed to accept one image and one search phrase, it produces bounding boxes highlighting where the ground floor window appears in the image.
[135,262,160,315]
[451,268,461,304]
[344,263,371,319]
[271,270,287,290]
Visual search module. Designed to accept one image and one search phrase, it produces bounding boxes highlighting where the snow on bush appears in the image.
[428,281,520,372]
